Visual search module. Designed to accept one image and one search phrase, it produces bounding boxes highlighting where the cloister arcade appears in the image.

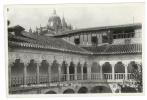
[9,58,142,88]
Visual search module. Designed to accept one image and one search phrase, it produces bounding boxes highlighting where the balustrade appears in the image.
[104,73,112,80]
[114,73,125,80]
[39,75,49,83]
[91,73,102,80]
[10,73,137,87]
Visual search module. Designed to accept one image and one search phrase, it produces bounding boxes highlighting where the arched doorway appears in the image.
[102,62,112,79]
[128,61,139,79]
[114,62,125,79]
[51,60,59,82]
[69,62,75,80]
[83,62,87,80]
[77,62,82,80]
[11,59,24,86]
[91,62,100,80]
[90,86,112,93]
[27,59,37,84]
[61,61,67,81]
[78,87,88,93]
[45,91,56,94]
[39,60,49,83]
[63,89,75,94]
[128,61,138,73]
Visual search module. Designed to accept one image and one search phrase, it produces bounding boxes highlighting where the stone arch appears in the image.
[78,87,88,93]
[90,86,112,93]
[77,62,82,80]
[27,59,37,84]
[69,61,75,80]
[127,61,141,80]
[63,89,75,94]
[91,62,100,73]
[61,61,67,74]
[114,62,125,73]
[114,62,125,79]
[27,59,37,76]
[61,61,68,81]
[128,61,138,73]
[39,60,49,83]
[51,60,59,82]
[45,91,56,94]
[83,62,87,80]
[102,62,112,73]
[11,59,24,86]
[11,59,24,77]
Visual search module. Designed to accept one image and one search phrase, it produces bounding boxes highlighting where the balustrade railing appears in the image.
[11,76,24,87]
[10,73,137,87]
[104,73,112,80]
[26,76,37,85]
[60,74,67,82]
[77,73,82,80]
[115,73,125,80]
[91,73,102,80]
[69,74,74,81]
[83,73,88,80]
[128,73,135,80]
[39,75,49,83]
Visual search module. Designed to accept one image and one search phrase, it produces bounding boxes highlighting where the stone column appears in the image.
[74,65,77,80]
[66,65,70,81]
[8,63,13,87]
[81,65,83,80]
[99,64,103,79]
[87,66,91,80]
[36,63,40,84]
[99,61,105,79]
[123,61,129,80]
[110,62,115,80]
[23,63,28,85]
[48,64,51,82]
[58,64,61,81]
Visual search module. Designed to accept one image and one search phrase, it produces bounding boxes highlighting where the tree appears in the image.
[131,63,143,92]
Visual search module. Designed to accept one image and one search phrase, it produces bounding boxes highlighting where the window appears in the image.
[102,35,108,43]
[74,38,80,45]
[91,36,98,45]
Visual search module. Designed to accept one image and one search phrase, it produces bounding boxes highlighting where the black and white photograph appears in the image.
[6,3,144,95]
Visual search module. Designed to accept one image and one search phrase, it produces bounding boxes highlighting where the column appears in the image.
[99,64,103,79]
[23,63,28,85]
[36,63,40,84]
[8,63,12,87]
[66,65,70,81]
[87,66,91,80]
[88,33,91,45]
[111,62,115,80]
[123,61,129,80]
[87,34,88,45]
[48,64,51,82]
[81,65,83,80]
[74,66,77,80]
[58,64,61,81]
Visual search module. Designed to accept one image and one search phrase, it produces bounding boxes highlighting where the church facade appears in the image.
[8,11,142,94]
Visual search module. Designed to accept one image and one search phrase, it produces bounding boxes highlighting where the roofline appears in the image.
[53,23,142,37]
[8,41,92,55]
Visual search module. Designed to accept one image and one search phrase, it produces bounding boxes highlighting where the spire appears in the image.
[62,16,67,27]
[29,27,32,33]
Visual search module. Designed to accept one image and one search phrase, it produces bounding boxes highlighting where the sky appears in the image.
[6,3,144,31]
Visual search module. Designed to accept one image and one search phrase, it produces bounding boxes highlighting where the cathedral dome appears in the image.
[48,10,62,30]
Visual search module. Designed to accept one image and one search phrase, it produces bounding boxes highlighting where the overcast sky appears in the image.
[7,3,144,31]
